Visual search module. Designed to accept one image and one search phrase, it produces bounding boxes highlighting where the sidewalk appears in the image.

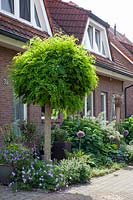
[0,166,133,200]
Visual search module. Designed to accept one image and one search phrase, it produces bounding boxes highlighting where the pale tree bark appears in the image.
[44,102,52,161]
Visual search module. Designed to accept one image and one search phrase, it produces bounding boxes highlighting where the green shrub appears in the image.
[126,145,133,162]
[61,118,119,159]
[18,121,36,148]
[51,126,68,143]
[119,115,133,144]
[58,157,91,185]
[65,150,96,167]
[10,160,65,191]
[0,124,21,146]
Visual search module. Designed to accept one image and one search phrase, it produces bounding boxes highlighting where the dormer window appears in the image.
[1,0,14,14]
[0,0,52,35]
[0,0,44,30]
[88,25,106,55]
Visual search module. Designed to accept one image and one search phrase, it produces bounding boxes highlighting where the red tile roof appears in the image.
[0,13,49,41]
[46,0,132,77]
[108,27,133,62]
[46,0,89,43]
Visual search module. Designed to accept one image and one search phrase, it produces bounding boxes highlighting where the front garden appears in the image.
[0,115,133,192]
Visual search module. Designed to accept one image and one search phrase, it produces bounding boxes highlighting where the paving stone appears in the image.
[0,166,133,200]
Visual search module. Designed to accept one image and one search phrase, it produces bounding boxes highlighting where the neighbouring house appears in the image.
[46,0,133,120]
[0,0,132,135]
[108,27,133,117]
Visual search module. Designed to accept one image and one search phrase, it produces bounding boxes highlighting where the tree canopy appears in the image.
[10,34,97,113]
[10,34,98,160]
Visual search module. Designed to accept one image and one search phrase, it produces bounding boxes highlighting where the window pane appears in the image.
[102,41,106,55]
[95,29,101,52]
[101,92,107,121]
[35,5,41,27]
[87,92,94,117]
[13,97,24,122]
[1,0,14,14]
[88,25,93,48]
[20,0,31,21]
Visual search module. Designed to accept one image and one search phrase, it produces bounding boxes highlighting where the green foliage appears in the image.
[61,118,118,157]
[58,157,91,185]
[65,150,96,167]
[10,34,97,113]
[61,117,130,166]
[0,125,20,146]
[119,115,133,144]
[126,145,133,162]
[0,144,33,169]
[10,160,65,191]
[91,162,126,178]
[18,121,36,147]
[51,126,68,142]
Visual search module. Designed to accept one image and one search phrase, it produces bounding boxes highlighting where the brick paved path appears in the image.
[0,166,133,200]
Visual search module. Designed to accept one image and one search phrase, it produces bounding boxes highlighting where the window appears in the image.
[13,97,24,122]
[19,0,31,21]
[1,0,14,14]
[0,0,43,29]
[101,92,107,121]
[84,92,94,117]
[87,24,108,56]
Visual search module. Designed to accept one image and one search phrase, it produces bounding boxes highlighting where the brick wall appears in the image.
[0,46,17,126]
[0,46,42,127]
[124,81,133,117]
[94,75,124,120]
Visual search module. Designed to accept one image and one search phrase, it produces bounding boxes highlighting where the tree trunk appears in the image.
[44,102,52,161]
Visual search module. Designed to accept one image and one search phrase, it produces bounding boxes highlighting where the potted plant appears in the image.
[51,126,71,160]
[0,143,33,185]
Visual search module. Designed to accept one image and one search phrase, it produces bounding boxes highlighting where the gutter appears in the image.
[96,61,133,78]
[0,29,28,43]
[89,12,110,28]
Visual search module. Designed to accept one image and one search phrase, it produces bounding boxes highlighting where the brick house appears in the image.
[0,0,132,132]
[46,0,133,120]
[0,0,52,128]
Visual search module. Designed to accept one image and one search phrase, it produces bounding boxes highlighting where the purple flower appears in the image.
[76,130,85,138]
[123,130,129,136]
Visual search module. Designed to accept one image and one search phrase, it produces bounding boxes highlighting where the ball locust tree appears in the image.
[10,34,98,160]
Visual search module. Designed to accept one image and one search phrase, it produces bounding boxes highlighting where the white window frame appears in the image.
[88,24,104,55]
[82,18,112,60]
[0,0,52,33]
[84,92,94,117]
[101,92,107,121]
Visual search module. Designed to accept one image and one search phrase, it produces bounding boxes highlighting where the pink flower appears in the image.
[123,130,129,136]
[76,130,85,138]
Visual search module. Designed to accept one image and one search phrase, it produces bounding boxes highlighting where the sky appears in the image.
[63,0,133,42]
